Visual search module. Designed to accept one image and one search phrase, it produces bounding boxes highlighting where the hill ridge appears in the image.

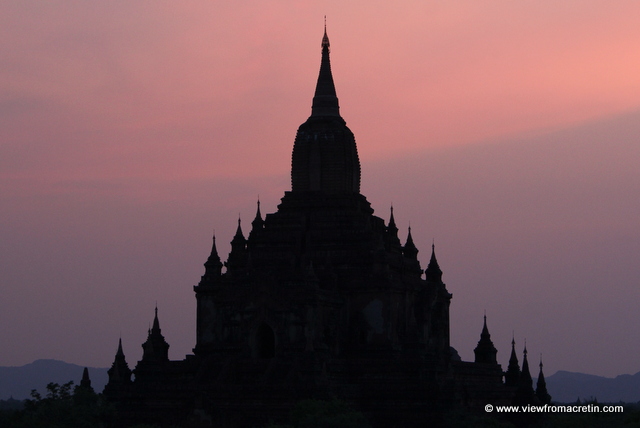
[0,359,109,400]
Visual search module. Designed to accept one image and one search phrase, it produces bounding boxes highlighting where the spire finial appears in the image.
[322,16,328,48]
[322,21,330,49]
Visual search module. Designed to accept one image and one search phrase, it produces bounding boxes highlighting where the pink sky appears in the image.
[2,1,640,379]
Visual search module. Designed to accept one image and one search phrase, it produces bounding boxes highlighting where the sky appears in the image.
[1,1,640,379]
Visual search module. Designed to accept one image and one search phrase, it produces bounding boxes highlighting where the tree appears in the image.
[5,381,114,428]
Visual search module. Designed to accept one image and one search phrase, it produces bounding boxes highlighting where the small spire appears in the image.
[514,341,535,404]
[231,216,246,248]
[230,216,247,250]
[425,243,443,283]
[403,226,418,260]
[521,341,531,380]
[106,337,132,386]
[142,306,170,362]
[536,354,552,404]
[116,337,125,357]
[206,231,221,263]
[227,214,248,273]
[249,198,265,244]
[474,314,497,364]
[386,206,400,243]
[204,230,222,285]
[234,216,244,240]
[384,205,402,252]
[251,199,264,231]
[205,232,221,264]
[80,367,92,390]
[387,206,398,232]
[505,334,520,387]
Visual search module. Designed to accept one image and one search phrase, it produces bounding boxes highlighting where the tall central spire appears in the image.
[290,24,361,194]
[311,22,340,118]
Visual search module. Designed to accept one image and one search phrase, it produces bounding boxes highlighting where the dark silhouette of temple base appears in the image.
[104,27,550,428]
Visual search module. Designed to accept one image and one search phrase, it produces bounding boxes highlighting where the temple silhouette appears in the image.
[104,27,550,427]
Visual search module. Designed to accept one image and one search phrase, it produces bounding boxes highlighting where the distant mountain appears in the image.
[545,370,640,403]
[0,359,108,400]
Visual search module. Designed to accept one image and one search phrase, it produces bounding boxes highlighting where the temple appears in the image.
[104,26,549,427]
